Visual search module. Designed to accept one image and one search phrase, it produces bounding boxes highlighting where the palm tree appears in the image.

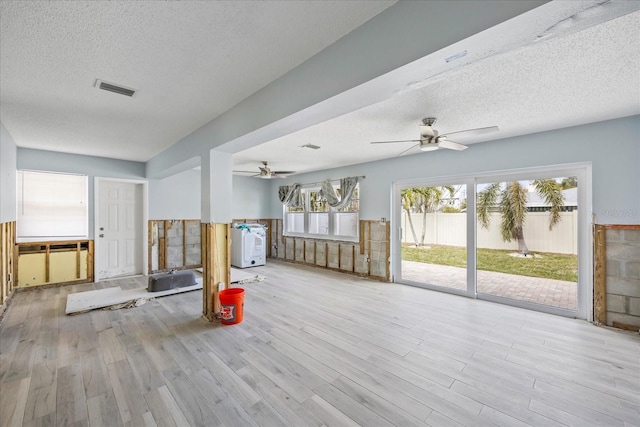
[477,179,564,255]
[401,188,420,246]
[415,186,455,246]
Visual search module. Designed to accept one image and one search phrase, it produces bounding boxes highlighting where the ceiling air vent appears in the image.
[95,79,136,97]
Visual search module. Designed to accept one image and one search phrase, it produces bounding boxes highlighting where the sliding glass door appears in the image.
[394,166,590,318]
[398,181,473,297]
[476,175,579,312]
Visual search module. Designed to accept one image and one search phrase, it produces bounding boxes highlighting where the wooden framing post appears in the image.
[182,220,188,267]
[385,221,391,281]
[593,224,606,325]
[201,223,231,322]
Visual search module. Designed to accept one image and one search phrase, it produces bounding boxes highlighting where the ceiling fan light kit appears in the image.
[371,117,498,155]
[420,143,439,152]
[234,161,295,179]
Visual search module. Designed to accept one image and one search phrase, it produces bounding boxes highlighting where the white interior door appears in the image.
[97,181,143,279]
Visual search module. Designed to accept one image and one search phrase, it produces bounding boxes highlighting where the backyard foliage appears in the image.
[477,179,565,255]
[402,244,578,282]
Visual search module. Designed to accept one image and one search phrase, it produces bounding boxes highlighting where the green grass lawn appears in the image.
[402,245,578,282]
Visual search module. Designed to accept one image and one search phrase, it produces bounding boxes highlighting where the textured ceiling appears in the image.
[0,0,395,161]
[1,0,639,175]
[233,2,640,175]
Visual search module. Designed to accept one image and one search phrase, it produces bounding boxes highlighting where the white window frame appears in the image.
[16,169,89,242]
[283,182,359,242]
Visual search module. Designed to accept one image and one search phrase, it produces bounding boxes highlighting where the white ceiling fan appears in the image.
[371,117,499,155]
[234,161,295,179]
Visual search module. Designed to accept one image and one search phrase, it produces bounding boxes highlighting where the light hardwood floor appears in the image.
[1,260,638,426]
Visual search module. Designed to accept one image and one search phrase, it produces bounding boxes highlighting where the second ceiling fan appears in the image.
[234,161,295,179]
[371,117,498,155]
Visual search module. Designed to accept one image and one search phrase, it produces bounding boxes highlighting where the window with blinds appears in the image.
[17,170,88,241]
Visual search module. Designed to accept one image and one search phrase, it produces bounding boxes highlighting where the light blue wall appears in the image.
[149,168,201,220]
[17,148,145,177]
[0,123,17,223]
[269,116,640,225]
[17,148,146,237]
[232,175,271,220]
[149,168,276,221]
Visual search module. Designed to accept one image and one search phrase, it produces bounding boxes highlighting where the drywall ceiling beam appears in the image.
[146,0,548,179]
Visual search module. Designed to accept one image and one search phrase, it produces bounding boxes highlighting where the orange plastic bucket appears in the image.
[219,288,245,325]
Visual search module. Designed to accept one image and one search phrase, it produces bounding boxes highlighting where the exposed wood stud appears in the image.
[367,221,372,276]
[352,245,355,273]
[147,221,153,274]
[385,221,391,281]
[612,321,640,332]
[325,242,328,267]
[0,222,15,307]
[87,241,94,282]
[76,242,81,279]
[593,224,606,325]
[164,221,170,269]
[183,220,187,267]
[159,237,166,270]
[12,239,94,289]
[201,223,207,316]
[45,243,50,283]
[202,223,231,321]
[266,219,272,258]
[264,218,390,282]
[226,223,231,292]
[13,239,19,289]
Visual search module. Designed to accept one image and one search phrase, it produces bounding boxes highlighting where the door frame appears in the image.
[391,162,593,320]
[94,177,149,281]
[392,177,476,299]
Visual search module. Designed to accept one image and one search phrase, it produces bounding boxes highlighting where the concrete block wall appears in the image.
[149,220,201,273]
[185,221,201,266]
[368,222,389,278]
[165,222,184,269]
[605,228,640,328]
[269,219,390,281]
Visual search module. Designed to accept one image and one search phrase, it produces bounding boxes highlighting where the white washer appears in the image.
[230,223,266,268]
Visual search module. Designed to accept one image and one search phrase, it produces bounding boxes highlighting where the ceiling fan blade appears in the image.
[440,126,498,139]
[233,170,259,173]
[438,138,468,151]
[419,125,436,137]
[399,144,421,156]
[371,139,421,144]
[273,171,295,175]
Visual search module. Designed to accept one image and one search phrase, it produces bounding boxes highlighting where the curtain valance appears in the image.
[278,184,302,208]
[318,176,359,209]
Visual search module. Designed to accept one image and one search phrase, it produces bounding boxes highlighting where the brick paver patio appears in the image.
[401,260,577,311]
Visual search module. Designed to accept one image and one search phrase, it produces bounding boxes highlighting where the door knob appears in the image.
[99,234,104,238]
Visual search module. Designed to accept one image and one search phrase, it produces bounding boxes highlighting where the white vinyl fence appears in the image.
[401,211,578,255]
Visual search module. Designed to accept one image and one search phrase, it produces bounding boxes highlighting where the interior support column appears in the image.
[201,150,232,321]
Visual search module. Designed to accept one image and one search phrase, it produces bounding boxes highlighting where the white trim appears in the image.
[282,183,360,243]
[94,177,148,281]
[391,162,592,320]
